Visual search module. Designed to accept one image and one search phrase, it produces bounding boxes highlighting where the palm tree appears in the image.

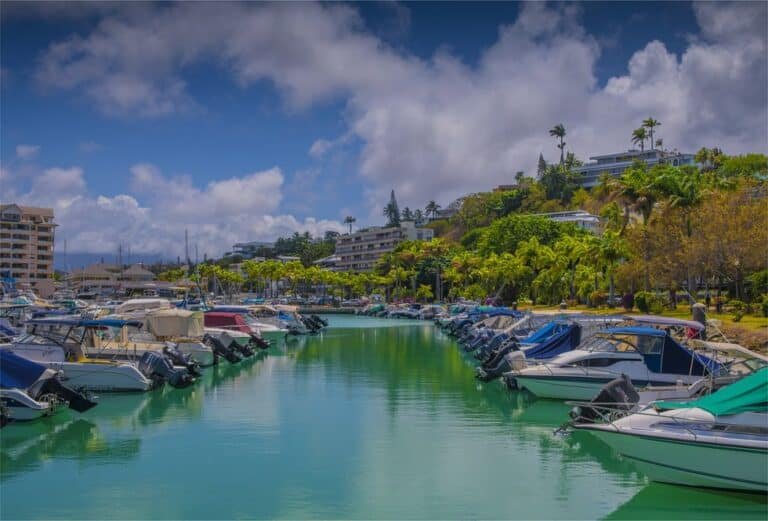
[413,208,424,224]
[642,118,661,149]
[631,127,648,151]
[549,124,567,165]
[343,215,356,234]
[401,207,414,221]
[424,200,440,219]
[616,164,661,290]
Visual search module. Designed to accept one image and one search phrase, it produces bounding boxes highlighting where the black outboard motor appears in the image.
[162,344,202,377]
[35,377,98,413]
[300,315,322,334]
[249,334,271,350]
[311,314,328,327]
[138,351,196,388]
[231,339,255,357]
[203,334,243,364]
[476,340,519,381]
[569,374,640,424]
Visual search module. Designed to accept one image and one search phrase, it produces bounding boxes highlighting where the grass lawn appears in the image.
[525,303,768,334]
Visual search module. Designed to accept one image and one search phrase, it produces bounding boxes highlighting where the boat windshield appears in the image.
[579,333,663,355]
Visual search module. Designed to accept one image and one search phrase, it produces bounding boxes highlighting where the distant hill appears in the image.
[54,252,168,271]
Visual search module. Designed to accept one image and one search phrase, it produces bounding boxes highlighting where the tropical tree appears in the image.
[642,118,660,149]
[383,190,401,227]
[401,207,414,221]
[413,209,424,223]
[591,230,628,306]
[415,284,434,302]
[425,200,440,219]
[614,163,661,290]
[631,127,648,151]
[549,124,567,165]
[343,215,356,234]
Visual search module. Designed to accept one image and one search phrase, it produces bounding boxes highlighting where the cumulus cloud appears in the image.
[16,144,40,159]
[3,164,344,256]
[29,1,768,213]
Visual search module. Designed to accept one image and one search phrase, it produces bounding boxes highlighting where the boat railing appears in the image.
[566,400,767,440]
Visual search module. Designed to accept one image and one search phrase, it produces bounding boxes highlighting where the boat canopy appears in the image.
[0,350,47,390]
[80,318,144,329]
[144,309,204,337]
[116,298,172,314]
[656,367,768,416]
[628,314,705,331]
[595,327,718,375]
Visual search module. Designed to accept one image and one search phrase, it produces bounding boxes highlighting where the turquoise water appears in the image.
[1,316,765,519]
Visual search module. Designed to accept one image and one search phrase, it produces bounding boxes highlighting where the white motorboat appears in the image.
[507,325,717,400]
[4,319,157,392]
[573,368,768,492]
[0,350,97,422]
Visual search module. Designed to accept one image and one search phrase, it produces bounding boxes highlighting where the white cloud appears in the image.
[30,1,768,213]
[3,164,344,256]
[16,144,40,159]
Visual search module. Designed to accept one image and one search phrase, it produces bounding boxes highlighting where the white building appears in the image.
[535,210,601,233]
[334,221,434,272]
[573,149,696,188]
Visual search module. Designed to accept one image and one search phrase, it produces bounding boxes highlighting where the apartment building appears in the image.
[573,149,696,188]
[0,204,56,290]
[335,221,434,272]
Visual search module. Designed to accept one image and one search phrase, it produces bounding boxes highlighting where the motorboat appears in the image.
[211,305,293,339]
[506,324,717,400]
[572,368,768,492]
[204,312,270,350]
[0,350,97,422]
[3,319,191,391]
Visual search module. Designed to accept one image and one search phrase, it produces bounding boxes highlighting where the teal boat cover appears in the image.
[655,367,768,416]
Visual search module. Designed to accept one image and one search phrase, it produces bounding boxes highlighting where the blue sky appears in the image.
[1,1,765,258]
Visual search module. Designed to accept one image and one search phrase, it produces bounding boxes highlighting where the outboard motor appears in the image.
[34,377,98,413]
[231,339,255,358]
[476,340,520,381]
[203,334,242,364]
[249,334,271,350]
[138,352,196,388]
[311,314,328,327]
[569,374,640,424]
[162,344,202,377]
[301,315,322,334]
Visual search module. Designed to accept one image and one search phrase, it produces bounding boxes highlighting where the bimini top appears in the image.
[0,349,47,390]
[27,317,143,329]
[656,367,768,416]
[628,314,705,331]
[585,327,718,376]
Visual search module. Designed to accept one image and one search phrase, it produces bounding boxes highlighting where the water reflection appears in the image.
[0,318,764,519]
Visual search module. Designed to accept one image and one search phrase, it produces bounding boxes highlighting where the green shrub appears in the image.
[635,291,652,313]
[635,291,663,314]
[589,291,608,308]
[761,295,768,318]
[729,299,747,322]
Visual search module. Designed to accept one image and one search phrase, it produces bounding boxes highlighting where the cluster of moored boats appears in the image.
[0,297,328,426]
[438,305,768,493]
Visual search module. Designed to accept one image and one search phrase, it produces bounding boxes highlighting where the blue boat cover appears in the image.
[0,350,47,390]
[523,324,581,359]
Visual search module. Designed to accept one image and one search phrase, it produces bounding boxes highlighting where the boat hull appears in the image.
[41,361,152,392]
[514,375,615,401]
[585,427,768,492]
[0,389,57,421]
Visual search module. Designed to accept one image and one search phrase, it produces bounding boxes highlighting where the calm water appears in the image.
[1,316,765,519]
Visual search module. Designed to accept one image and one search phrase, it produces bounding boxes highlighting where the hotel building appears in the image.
[0,204,56,290]
[334,221,434,272]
